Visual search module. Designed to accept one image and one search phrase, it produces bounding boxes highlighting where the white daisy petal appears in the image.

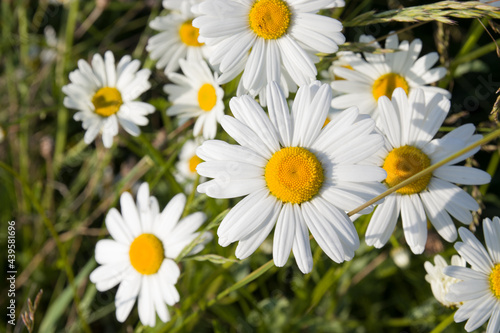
[456,228,494,274]
[161,284,180,306]
[229,95,280,152]
[312,196,359,251]
[115,269,141,322]
[273,203,296,267]
[291,205,313,274]
[267,81,293,147]
[196,160,263,179]
[196,140,267,167]
[464,296,496,332]
[220,115,274,159]
[95,239,128,265]
[419,190,457,242]
[155,193,186,239]
[219,189,277,244]
[484,217,500,263]
[302,201,345,263]
[378,96,401,148]
[105,207,133,244]
[444,266,488,281]
[104,51,117,87]
[138,276,155,326]
[90,263,128,292]
[150,276,170,323]
[434,166,492,185]
[366,194,399,248]
[400,194,427,254]
[120,191,142,237]
[447,279,491,302]
[486,303,500,333]
[235,202,281,259]
[197,177,266,199]
[453,296,487,323]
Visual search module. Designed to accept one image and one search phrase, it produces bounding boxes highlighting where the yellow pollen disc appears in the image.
[189,154,202,173]
[179,20,203,47]
[92,87,123,117]
[383,145,432,195]
[372,73,410,101]
[265,147,324,204]
[129,234,164,275]
[198,83,217,111]
[491,263,500,299]
[249,0,291,40]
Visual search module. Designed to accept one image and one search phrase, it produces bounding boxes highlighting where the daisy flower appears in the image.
[192,0,346,103]
[196,81,387,274]
[62,51,155,148]
[164,59,224,139]
[147,0,209,75]
[330,34,450,121]
[89,183,210,326]
[444,217,500,333]
[424,254,466,308]
[365,88,491,254]
[176,138,206,188]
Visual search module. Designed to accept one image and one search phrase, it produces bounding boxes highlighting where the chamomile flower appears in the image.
[63,51,155,148]
[444,217,500,333]
[164,59,224,139]
[366,88,491,254]
[176,138,205,187]
[89,183,210,326]
[331,34,450,121]
[196,81,386,274]
[192,0,346,103]
[147,0,209,75]
[424,254,466,308]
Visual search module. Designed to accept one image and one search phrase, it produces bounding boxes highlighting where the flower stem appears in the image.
[430,312,455,333]
[348,126,500,217]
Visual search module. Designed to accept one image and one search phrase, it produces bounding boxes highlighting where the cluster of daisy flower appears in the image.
[61,0,499,330]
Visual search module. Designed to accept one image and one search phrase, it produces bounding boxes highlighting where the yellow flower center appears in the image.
[249,0,291,40]
[491,263,500,299]
[92,87,123,117]
[198,83,217,111]
[383,145,432,195]
[189,154,202,173]
[179,20,203,47]
[265,147,324,204]
[129,233,165,275]
[372,73,410,101]
[322,118,330,128]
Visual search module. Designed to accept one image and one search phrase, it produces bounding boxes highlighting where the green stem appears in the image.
[430,312,455,333]
[182,174,200,218]
[17,3,30,213]
[156,259,275,333]
[348,126,500,216]
[0,161,92,333]
[479,149,499,195]
[54,0,80,168]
